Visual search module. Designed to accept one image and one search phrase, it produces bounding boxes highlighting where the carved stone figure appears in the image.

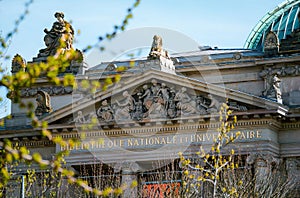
[261,72,282,103]
[38,12,74,58]
[167,88,177,118]
[35,90,52,116]
[207,94,221,113]
[260,67,281,98]
[11,54,26,73]
[157,83,170,110]
[134,97,144,121]
[260,68,272,96]
[140,85,152,109]
[196,95,208,114]
[87,112,99,126]
[271,75,283,104]
[97,100,114,122]
[150,79,160,97]
[74,111,86,124]
[115,91,135,121]
[147,35,170,60]
[146,97,166,118]
[174,87,197,116]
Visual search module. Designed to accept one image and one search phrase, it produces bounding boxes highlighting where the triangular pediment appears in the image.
[43,69,288,125]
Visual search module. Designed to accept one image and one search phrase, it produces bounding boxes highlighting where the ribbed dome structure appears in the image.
[244,0,300,50]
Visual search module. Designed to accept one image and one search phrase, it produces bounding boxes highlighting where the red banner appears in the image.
[142,182,180,198]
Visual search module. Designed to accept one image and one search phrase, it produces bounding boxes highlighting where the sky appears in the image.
[0,0,286,117]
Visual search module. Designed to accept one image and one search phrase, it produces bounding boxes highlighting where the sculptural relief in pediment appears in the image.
[71,80,248,125]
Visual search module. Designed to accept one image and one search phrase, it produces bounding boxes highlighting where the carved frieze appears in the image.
[73,80,248,124]
[260,65,300,78]
[21,86,73,97]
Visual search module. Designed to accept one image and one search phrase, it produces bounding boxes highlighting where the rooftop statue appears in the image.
[37,12,74,58]
[147,35,170,60]
[143,35,175,74]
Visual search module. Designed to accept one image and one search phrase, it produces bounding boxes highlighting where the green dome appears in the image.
[244,0,300,50]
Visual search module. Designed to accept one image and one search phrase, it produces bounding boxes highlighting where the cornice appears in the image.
[49,117,280,140]
[282,122,300,130]
[16,139,55,148]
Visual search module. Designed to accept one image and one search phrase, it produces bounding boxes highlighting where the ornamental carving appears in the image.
[264,31,279,56]
[264,31,279,50]
[74,111,86,124]
[260,67,284,104]
[96,100,114,122]
[21,86,73,97]
[35,90,52,116]
[74,81,248,124]
[11,54,26,73]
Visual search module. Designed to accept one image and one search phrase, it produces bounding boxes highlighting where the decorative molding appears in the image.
[13,140,55,148]
[233,53,242,60]
[260,65,300,78]
[282,122,300,129]
[53,118,276,139]
[21,86,73,97]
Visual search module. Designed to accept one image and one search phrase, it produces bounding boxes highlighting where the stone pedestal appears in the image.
[138,56,175,74]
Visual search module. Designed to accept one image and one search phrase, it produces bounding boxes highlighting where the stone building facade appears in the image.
[1,1,300,197]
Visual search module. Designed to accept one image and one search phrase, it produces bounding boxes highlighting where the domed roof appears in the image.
[244,0,300,50]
